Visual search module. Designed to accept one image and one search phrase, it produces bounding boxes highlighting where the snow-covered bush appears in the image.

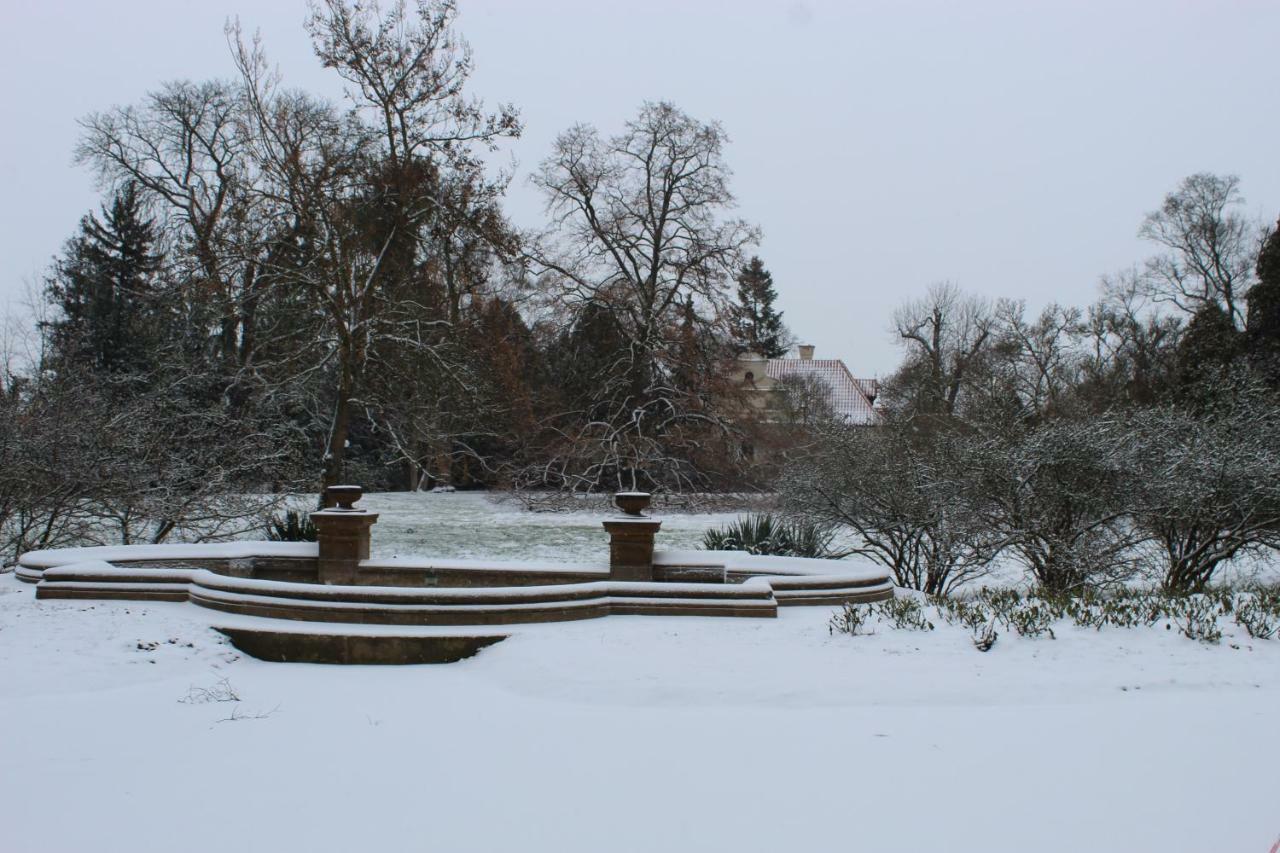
[0,371,293,560]
[931,596,992,633]
[873,596,934,631]
[1126,392,1280,594]
[939,585,1280,644]
[1171,597,1223,644]
[971,622,998,651]
[782,423,1001,595]
[1234,599,1277,640]
[829,603,872,636]
[964,416,1143,593]
[1085,592,1164,629]
[1004,602,1057,638]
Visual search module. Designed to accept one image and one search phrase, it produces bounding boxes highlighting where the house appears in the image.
[732,344,878,425]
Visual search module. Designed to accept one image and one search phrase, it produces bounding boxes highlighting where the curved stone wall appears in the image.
[17,542,893,626]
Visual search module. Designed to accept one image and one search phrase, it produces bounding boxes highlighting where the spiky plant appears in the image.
[266,509,318,542]
[702,513,850,559]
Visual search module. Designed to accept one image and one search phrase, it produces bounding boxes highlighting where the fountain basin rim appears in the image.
[17,542,894,628]
[18,543,892,585]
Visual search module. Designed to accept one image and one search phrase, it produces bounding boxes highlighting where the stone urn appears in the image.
[615,491,652,516]
[324,484,364,510]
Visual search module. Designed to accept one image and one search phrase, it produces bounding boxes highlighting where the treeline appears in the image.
[0,0,791,559]
[786,174,1280,594]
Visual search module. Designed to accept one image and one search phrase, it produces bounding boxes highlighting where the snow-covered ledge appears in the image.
[18,543,891,623]
[14,487,894,642]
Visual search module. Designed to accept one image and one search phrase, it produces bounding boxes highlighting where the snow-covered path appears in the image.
[1,570,1277,853]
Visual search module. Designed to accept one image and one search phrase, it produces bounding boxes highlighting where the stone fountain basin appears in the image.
[15,542,893,628]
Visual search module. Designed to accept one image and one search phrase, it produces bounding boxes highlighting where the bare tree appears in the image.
[305,0,519,170]
[1139,173,1266,329]
[775,373,838,431]
[991,301,1085,419]
[525,101,759,492]
[306,0,521,325]
[1077,271,1182,409]
[886,282,1002,418]
[76,80,259,366]
[229,43,378,489]
[229,0,518,488]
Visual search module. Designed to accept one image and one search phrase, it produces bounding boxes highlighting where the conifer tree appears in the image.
[554,300,630,417]
[673,294,712,396]
[731,256,789,358]
[1175,303,1241,398]
[44,183,164,376]
[1246,219,1280,382]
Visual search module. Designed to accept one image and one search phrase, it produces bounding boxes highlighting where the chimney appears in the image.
[798,344,815,360]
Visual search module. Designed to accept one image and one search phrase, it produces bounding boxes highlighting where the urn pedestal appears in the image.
[311,485,379,585]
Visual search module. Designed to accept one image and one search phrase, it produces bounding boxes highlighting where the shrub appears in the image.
[1232,588,1279,640]
[1234,600,1276,639]
[1087,591,1164,629]
[266,509,318,542]
[829,602,872,636]
[875,596,934,631]
[781,420,1000,595]
[971,621,998,652]
[1004,601,1057,638]
[1171,596,1222,644]
[881,583,1279,647]
[703,513,850,559]
[965,588,1059,638]
[931,596,992,633]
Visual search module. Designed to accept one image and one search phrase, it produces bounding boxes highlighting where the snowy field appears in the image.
[357,491,743,561]
[1,494,1278,853]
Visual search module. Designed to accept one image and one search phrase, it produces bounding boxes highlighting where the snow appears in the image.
[658,548,890,581]
[2,568,1278,853]
[364,555,608,574]
[2,494,1278,852]
[27,552,871,604]
[354,491,742,560]
[18,540,318,568]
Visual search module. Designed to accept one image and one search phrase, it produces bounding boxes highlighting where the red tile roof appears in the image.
[766,358,879,424]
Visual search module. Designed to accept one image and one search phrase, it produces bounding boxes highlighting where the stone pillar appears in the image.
[311,485,379,585]
[603,492,662,582]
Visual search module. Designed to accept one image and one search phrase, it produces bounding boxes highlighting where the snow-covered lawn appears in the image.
[357,490,743,560]
[1,495,1278,853]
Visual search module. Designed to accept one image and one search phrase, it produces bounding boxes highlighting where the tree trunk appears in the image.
[239,261,259,367]
[322,378,354,490]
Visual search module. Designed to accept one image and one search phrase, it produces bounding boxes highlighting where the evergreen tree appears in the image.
[553,300,630,417]
[1175,303,1241,399]
[1246,219,1280,383]
[672,294,715,397]
[731,257,789,358]
[44,183,164,376]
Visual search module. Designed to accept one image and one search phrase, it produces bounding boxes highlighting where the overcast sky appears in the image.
[2,0,1278,377]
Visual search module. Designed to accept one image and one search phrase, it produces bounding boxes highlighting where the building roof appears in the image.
[766,358,879,424]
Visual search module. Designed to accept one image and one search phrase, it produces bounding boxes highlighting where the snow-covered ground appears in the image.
[1,494,1278,853]
[357,490,743,560]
